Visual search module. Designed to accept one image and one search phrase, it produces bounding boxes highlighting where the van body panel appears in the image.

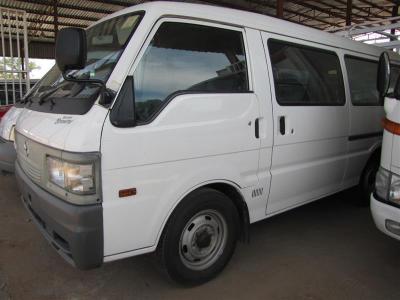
[101,93,261,255]
[16,105,108,152]
[340,51,384,187]
[261,32,349,214]
[245,28,274,222]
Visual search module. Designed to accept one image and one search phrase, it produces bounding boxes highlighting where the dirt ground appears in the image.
[1,173,400,300]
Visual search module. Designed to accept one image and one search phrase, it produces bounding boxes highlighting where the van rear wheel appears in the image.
[158,188,239,286]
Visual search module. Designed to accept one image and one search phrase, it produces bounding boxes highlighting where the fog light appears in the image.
[385,219,400,236]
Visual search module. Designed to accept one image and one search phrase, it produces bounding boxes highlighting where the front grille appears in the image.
[15,132,62,187]
[18,154,41,183]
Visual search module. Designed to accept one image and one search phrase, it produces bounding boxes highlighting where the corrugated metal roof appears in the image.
[0,0,397,58]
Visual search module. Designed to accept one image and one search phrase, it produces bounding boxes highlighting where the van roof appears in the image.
[95,1,400,62]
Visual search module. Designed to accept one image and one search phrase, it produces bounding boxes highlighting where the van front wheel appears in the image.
[359,158,379,206]
[158,188,239,285]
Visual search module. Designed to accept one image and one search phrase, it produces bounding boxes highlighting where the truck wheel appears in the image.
[158,188,239,286]
[359,158,379,206]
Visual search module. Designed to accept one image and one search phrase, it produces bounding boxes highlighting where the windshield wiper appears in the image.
[62,73,114,106]
[37,84,65,105]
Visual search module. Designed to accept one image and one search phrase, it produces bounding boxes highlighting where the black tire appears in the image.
[157,188,239,286]
[359,158,379,206]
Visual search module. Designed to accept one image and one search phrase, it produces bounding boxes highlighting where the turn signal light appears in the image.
[383,118,400,136]
[119,188,137,198]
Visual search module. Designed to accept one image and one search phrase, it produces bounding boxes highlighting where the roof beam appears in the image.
[0,2,99,22]
[81,0,132,8]
[318,0,376,21]
[248,0,339,27]
[332,0,383,19]
[357,0,392,14]
[13,0,116,15]
[287,0,361,23]
[1,13,88,29]
[200,0,330,27]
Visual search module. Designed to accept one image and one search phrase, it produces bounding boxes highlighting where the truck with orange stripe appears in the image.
[372,52,400,240]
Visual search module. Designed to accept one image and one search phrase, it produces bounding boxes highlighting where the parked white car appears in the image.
[0,106,22,173]
[14,1,400,285]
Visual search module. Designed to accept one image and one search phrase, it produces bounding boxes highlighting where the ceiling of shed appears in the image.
[0,0,398,57]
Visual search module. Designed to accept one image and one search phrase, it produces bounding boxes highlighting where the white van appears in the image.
[14,2,399,284]
[371,53,400,240]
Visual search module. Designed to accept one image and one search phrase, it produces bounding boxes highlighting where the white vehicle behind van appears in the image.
[371,52,400,240]
[14,2,400,285]
[0,106,22,173]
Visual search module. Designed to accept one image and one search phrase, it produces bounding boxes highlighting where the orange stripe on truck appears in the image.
[383,117,400,135]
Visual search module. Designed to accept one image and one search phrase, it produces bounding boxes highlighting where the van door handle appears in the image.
[279,116,285,135]
[255,118,260,139]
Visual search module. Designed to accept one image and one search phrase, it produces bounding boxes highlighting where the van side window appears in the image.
[345,56,380,106]
[388,65,400,97]
[133,22,249,124]
[268,39,345,106]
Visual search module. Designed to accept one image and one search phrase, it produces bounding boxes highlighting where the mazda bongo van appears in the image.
[14,1,400,285]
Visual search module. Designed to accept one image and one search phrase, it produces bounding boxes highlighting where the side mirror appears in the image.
[377,52,391,97]
[55,28,87,73]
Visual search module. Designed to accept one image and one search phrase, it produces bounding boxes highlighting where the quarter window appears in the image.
[133,22,249,123]
[345,56,380,106]
[268,39,345,105]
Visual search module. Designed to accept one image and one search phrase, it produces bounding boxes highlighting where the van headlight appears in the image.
[375,167,400,205]
[47,156,96,195]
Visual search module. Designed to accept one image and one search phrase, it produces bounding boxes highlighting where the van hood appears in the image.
[16,104,109,152]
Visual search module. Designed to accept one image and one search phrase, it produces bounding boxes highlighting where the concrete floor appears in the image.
[1,173,400,300]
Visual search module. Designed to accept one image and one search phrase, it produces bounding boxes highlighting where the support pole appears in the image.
[0,10,8,105]
[391,1,399,42]
[53,0,58,38]
[277,0,284,18]
[346,0,352,26]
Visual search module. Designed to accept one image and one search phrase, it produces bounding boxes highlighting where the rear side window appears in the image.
[133,22,249,123]
[345,56,380,106]
[268,39,345,106]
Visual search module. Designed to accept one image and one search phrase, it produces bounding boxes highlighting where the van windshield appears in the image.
[25,12,143,115]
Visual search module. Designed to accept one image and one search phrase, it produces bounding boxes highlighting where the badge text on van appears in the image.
[55,116,73,125]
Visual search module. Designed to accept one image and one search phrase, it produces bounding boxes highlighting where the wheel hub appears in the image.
[179,209,228,271]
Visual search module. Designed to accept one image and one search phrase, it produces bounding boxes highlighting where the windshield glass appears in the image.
[25,12,143,114]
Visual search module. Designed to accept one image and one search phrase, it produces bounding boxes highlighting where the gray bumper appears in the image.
[0,137,16,173]
[15,162,104,269]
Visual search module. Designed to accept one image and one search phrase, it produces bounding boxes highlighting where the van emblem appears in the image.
[23,141,29,157]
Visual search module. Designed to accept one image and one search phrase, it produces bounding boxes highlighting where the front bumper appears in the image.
[0,137,16,173]
[15,162,104,269]
[371,193,400,241]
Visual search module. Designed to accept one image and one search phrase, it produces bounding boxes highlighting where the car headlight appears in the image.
[8,125,15,142]
[375,167,400,206]
[375,167,390,200]
[47,156,96,195]
[389,172,400,205]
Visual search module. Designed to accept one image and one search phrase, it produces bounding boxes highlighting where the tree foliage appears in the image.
[0,57,40,79]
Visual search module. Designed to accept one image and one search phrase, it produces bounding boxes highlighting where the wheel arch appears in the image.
[361,144,381,179]
[156,180,250,250]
